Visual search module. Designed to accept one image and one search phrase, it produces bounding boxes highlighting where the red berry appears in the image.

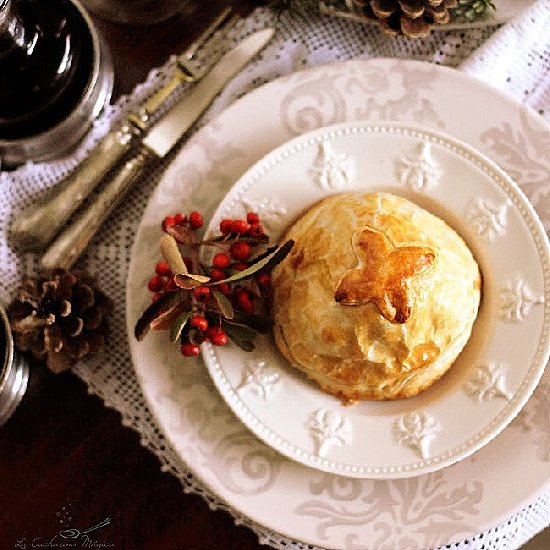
[165,276,178,291]
[236,289,254,313]
[220,219,233,234]
[205,326,221,340]
[256,273,271,287]
[148,275,164,292]
[247,223,264,238]
[212,252,231,269]
[181,342,200,357]
[246,212,260,225]
[230,219,248,234]
[216,282,231,295]
[193,285,211,302]
[206,326,228,345]
[155,261,172,277]
[210,268,226,282]
[230,241,251,261]
[232,262,248,271]
[162,215,176,231]
[189,210,203,229]
[174,212,187,225]
[209,330,229,346]
[189,315,208,331]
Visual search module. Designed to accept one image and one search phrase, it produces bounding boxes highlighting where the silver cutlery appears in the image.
[40,27,274,271]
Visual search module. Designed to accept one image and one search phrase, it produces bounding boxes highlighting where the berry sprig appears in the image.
[135,209,294,359]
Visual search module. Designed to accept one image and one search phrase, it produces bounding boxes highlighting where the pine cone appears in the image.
[351,0,458,38]
[7,269,111,374]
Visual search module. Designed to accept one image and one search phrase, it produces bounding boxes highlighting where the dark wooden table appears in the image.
[0,2,268,549]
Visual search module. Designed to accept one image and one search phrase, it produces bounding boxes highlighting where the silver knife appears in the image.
[11,6,238,252]
[40,27,274,271]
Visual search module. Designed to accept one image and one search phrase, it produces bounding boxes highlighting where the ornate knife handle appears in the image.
[11,125,137,251]
[40,146,154,270]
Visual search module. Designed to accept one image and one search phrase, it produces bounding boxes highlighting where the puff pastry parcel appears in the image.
[271,192,481,402]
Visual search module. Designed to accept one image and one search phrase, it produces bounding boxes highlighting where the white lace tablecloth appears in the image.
[1,1,549,548]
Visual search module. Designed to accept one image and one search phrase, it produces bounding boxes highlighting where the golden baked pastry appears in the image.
[271,192,481,402]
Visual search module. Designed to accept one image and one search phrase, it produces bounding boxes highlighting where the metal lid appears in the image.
[0,304,29,427]
[0,0,114,168]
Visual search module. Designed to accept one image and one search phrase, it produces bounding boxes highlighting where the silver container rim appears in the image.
[0,303,14,395]
[0,0,114,165]
[0,302,30,427]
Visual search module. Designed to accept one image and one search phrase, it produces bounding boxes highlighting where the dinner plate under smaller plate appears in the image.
[202,121,550,479]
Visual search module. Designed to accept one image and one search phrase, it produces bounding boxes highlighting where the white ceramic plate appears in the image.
[127,59,550,549]
[201,121,549,479]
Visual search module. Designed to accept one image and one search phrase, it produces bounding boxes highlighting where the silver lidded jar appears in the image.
[0,304,29,427]
[0,0,113,168]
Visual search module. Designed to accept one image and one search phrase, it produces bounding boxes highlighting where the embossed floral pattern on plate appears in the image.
[396,142,441,191]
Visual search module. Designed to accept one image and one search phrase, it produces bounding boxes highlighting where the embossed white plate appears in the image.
[200,121,550,479]
[127,59,550,549]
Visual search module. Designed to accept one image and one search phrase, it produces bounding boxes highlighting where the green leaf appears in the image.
[203,234,269,244]
[210,239,294,286]
[249,238,295,272]
[134,290,189,341]
[212,290,234,319]
[221,319,257,352]
[174,272,211,289]
[169,311,193,343]
[151,301,193,332]
[452,0,495,21]
[160,234,188,274]
[165,223,198,246]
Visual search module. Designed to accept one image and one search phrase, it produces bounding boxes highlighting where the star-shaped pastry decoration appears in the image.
[334,227,436,324]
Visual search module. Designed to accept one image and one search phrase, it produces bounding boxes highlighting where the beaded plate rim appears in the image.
[201,121,550,479]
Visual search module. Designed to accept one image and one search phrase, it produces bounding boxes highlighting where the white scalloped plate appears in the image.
[201,121,550,479]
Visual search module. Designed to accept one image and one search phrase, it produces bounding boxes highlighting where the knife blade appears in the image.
[11,6,238,252]
[40,27,274,271]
